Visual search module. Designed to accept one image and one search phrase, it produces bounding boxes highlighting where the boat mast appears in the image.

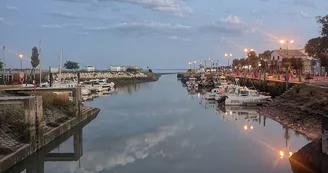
[59,51,63,87]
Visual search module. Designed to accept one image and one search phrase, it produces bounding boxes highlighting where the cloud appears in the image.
[99,0,193,17]
[62,23,84,27]
[53,0,97,3]
[300,10,310,18]
[168,35,190,41]
[85,21,190,36]
[48,12,88,19]
[40,24,63,28]
[200,20,246,37]
[292,0,316,8]
[220,15,241,24]
[47,11,113,21]
[76,32,89,35]
[5,5,18,10]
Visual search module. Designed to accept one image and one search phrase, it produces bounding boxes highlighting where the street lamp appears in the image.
[225,53,232,66]
[194,61,197,71]
[280,39,295,86]
[188,61,192,70]
[18,54,23,70]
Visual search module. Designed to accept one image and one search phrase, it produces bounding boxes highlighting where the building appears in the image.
[109,66,127,72]
[84,66,95,72]
[270,49,315,74]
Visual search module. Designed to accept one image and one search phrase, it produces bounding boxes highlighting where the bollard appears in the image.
[298,75,302,82]
[323,115,328,155]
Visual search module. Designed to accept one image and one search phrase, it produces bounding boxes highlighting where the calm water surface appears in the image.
[9,75,311,173]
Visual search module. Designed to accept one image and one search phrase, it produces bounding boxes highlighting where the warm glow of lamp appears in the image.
[280,40,285,44]
[244,125,248,130]
[225,53,228,56]
[279,151,284,158]
[290,40,294,43]
[19,54,23,59]
[289,152,293,157]
[244,48,248,52]
[250,126,254,130]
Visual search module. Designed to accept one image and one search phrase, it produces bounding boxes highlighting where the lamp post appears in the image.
[194,61,197,71]
[188,61,192,70]
[209,58,214,73]
[225,53,232,67]
[244,48,254,76]
[19,54,23,71]
[280,39,294,89]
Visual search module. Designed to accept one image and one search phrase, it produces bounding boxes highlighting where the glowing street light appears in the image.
[18,54,24,70]
[225,53,232,66]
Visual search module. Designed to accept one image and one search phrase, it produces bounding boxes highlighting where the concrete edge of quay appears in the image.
[0,107,101,173]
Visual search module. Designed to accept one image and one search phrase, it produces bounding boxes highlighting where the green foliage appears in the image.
[126,67,138,72]
[0,61,3,69]
[282,58,291,70]
[232,59,239,67]
[305,37,322,57]
[64,61,79,70]
[291,58,302,70]
[317,15,328,37]
[148,68,153,73]
[247,51,260,68]
[31,47,40,68]
[259,50,271,60]
[239,58,248,66]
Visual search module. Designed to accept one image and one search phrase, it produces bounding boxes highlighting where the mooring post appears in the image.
[72,87,82,119]
[24,97,36,151]
[36,96,44,148]
[74,128,83,160]
[323,115,328,155]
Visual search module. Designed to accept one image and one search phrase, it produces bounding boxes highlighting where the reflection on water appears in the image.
[4,75,327,173]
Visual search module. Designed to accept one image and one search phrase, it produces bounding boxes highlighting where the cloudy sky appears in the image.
[1,0,328,69]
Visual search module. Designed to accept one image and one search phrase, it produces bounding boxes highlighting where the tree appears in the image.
[247,51,260,68]
[239,58,248,67]
[232,59,240,68]
[304,15,328,73]
[30,47,40,81]
[0,61,3,70]
[64,61,79,71]
[317,15,328,37]
[282,58,291,71]
[126,67,138,72]
[291,58,302,70]
[259,50,271,60]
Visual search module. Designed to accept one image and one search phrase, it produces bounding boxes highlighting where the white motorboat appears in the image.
[214,76,228,87]
[214,84,239,101]
[186,78,198,90]
[204,87,224,100]
[81,86,91,95]
[81,81,102,92]
[220,86,271,106]
[90,79,115,91]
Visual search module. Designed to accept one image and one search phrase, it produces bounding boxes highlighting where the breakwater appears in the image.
[107,73,160,86]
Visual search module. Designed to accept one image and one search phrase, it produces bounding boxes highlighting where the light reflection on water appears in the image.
[5,75,315,173]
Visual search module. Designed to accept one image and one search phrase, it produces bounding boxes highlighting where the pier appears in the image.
[0,87,100,172]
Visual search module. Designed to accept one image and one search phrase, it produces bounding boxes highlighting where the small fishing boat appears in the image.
[218,86,271,106]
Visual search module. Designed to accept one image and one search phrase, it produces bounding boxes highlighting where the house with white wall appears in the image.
[270,49,317,74]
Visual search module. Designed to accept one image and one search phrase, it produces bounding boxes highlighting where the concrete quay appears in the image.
[0,87,100,173]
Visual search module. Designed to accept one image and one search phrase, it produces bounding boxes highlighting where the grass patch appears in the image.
[39,92,71,108]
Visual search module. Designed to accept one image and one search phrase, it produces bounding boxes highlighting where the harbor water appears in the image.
[5,75,311,173]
